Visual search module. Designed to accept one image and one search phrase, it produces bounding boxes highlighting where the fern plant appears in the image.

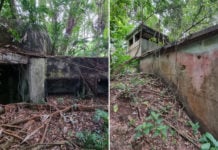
[94,109,108,130]
[76,109,108,149]
[76,131,107,150]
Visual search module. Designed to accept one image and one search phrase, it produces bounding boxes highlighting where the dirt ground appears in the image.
[0,95,108,150]
[110,73,202,150]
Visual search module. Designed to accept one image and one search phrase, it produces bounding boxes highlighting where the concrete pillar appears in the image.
[28,58,46,103]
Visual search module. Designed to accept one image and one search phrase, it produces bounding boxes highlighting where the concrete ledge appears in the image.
[0,50,28,64]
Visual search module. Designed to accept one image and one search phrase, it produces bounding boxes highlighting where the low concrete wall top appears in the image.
[140,25,218,138]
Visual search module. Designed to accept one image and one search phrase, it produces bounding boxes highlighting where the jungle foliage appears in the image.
[110,0,218,74]
[0,0,108,56]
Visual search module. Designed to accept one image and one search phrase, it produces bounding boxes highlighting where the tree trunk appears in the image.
[61,15,76,53]
[9,0,18,19]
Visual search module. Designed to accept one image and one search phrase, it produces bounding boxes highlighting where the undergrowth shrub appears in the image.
[135,111,169,140]
[76,109,108,150]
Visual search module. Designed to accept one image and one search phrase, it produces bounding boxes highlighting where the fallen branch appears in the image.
[23,141,68,149]
[73,104,108,112]
[40,116,52,144]
[9,104,107,125]
[21,124,45,144]
[2,130,23,141]
[163,119,200,149]
[13,102,65,111]
[0,124,22,129]
[10,115,41,125]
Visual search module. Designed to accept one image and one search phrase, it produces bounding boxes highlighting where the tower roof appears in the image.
[126,23,169,43]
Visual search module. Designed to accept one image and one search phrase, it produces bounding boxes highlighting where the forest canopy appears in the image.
[110,0,218,73]
[0,0,108,56]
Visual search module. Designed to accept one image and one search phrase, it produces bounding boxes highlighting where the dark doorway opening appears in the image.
[97,76,108,96]
[0,64,27,104]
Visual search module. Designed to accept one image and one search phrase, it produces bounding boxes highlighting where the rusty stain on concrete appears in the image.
[139,25,218,138]
[177,52,212,92]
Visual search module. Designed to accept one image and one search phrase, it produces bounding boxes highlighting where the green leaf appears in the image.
[156,118,163,124]
[134,132,142,139]
[201,143,211,150]
[150,111,160,121]
[160,128,168,138]
[205,132,218,147]
[143,128,151,135]
[113,104,119,113]
[153,130,160,137]
[199,135,208,143]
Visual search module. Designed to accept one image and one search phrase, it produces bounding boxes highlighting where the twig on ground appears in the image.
[21,124,45,144]
[0,124,22,129]
[136,106,142,120]
[163,119,200,149]
[2,130,23,141]
[40,116,52,144]
[23,141,67,149]
[8,104,107,126]
[145,88,170,99]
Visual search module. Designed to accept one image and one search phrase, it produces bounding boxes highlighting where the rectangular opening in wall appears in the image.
[0,64,28,104]
[129,38,133,46]
[135,32,141,42]
[97,75,108,96]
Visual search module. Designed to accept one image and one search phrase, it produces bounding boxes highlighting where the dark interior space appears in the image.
[46,78,82,96]
[129,38,133,46]
[0,64,25,104]
[97,76,108,96]
[46,76,108,97]
[135,32,141,42]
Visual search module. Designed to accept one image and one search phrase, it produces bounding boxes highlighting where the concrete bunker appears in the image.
[126,24,218,138]
[46,57,108,97]
[0,47,108,104]
[0,20,108,104]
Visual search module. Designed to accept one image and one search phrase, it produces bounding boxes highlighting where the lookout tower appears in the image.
[126,23,169,57]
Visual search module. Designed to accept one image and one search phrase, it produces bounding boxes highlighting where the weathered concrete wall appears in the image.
[128,40,141,57]
[0,55,107,103]
[28,58,46,103]
[127,39,159,57]
[46,57,108,96]
[0,49,28,64]
[140,32,218,138]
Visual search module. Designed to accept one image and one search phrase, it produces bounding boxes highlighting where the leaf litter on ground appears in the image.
[0,95,108,150]
[110,73,202,150]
